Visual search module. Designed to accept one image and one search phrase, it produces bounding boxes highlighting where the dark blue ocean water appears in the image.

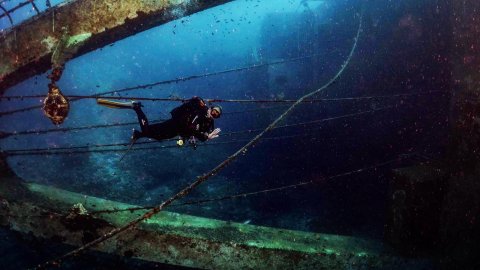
[1,0,451,268]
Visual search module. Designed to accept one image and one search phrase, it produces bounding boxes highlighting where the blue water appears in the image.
[0,0,65,30]
[1,0,451,268]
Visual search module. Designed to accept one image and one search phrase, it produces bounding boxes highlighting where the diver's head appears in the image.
[210,105,222,119]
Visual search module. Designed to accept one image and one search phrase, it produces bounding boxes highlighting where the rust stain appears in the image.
[0,0,232,94]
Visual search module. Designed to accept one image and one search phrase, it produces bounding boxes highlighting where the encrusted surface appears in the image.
[0,0,232,94]
[0,181,408,269]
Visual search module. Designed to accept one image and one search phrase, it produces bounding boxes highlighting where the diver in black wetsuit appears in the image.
[131,97,222,146]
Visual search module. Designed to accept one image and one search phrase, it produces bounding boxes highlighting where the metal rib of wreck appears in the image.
[0,0,233,94]
[0,173,407,269]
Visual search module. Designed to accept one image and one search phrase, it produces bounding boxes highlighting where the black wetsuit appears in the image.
[133,97,214,142]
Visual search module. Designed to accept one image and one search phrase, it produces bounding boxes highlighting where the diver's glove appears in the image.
[207,128,221,140]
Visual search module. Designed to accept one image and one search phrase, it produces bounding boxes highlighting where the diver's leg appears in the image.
[132,103,149,134]
[142,119,179,141]
[131,102,178,141]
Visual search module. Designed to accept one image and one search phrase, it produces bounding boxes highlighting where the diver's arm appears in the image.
[203,120,220,141]
[207,128,221,140]
[193,128,220,142]
[194,131,209,142]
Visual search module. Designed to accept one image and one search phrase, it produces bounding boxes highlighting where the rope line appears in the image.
[4,121,142,137]
[8,119,169,137]
[0,90,443,102]
[0,53,321,117]
[4,152,423,224]
[0,0,32,21]
[35,10,364,269]
[0,4,13,25]
[3,106,392,155]
[1,130,362,156]
[89,154,411,215]
[0,105,290,139]
[0,90,440,139]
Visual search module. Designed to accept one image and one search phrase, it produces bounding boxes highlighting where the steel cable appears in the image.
[0,90,441,139]
[3,106,393,155]
[89,154,413,215]
[0,53,322,117]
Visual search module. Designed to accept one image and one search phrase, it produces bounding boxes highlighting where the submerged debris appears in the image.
[42,83,69,125]
[66,203,88,219]
[62,202,110,235]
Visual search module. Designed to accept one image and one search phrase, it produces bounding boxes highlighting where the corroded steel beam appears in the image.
[0,179,411,269]
[0,0,233,94]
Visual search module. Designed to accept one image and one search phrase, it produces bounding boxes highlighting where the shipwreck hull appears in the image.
[0,0,234,94]
[0,174,413,269]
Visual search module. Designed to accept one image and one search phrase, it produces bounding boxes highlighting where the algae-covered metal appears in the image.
[0,177,409,269]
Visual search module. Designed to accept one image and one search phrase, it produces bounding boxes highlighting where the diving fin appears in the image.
[97,98,134,109]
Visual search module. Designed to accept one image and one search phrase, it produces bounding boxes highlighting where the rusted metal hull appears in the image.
[0,0,233,94]
[0,177,410,269]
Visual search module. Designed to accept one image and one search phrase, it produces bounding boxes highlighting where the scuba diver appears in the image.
[97,97,222,148]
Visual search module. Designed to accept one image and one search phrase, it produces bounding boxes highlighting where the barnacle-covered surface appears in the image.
[0,176,424,269]
[0,0,232,93]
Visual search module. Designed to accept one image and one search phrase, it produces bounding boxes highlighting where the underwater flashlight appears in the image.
[177,139,184,146]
